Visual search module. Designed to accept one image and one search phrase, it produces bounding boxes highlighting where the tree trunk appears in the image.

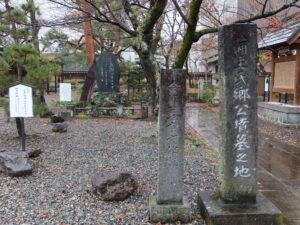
[165,56,170,69]
[136,50,160,115]
[173,0,201,69]
[28,0,40,53]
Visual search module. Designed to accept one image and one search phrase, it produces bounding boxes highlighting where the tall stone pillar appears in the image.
[198,24,282,225]
[218,23,258,203]
[149,69,192,223]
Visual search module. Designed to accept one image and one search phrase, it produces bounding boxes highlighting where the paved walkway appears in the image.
[186,105,300,225]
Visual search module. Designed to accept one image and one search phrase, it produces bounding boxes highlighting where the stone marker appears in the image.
[219,23,258,204]
[198,23,282,225]
[95,52,120,93]
[149,69,192,223]
[28,149,42,158]
[91,171,137,201]
[0,150,32,177]
[52,123,68,133]
[51,114,65,123]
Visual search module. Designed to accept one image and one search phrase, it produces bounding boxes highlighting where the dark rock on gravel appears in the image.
[0,150,32,177]
[28,149,42,158]
[51,114,65,123]
[52,122,68,132]
[91,171,137,201]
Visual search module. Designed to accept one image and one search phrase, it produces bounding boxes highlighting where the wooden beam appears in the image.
[270,51,277,102]
[288,30,300,45]
[274,55,296,63]
[272,88,294,94]
[295,48,300,105]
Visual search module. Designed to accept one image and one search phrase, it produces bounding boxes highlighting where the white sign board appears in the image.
[264,77,269,92]
[9,84,33,118]
[59,83,72,102]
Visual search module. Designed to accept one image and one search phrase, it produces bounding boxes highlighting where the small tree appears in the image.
[0,0,61,136]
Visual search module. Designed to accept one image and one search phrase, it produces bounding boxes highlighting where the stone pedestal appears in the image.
[149,69,192,223]
[198,192,283,225]
[149,196,192,223]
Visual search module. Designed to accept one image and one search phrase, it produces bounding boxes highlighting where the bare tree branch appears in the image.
[236,0,300,24]
[171,0,191,26]
[138,0,168,35]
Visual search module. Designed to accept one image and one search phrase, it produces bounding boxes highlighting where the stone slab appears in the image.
[0,151,32,177]
[198,191,284,225]
[157,69,186,204]
[149,196,192,223]
[95,52,120,93]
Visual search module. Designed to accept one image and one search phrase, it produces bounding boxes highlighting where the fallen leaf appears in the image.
[40,211,49,219]
[116,212,125,223]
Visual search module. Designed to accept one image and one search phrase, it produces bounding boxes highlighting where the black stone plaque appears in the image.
[95,52,120,92]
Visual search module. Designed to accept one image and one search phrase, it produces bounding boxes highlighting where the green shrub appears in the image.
[202,85,214,103]
[0,97,9,117]
[33,103,49,116]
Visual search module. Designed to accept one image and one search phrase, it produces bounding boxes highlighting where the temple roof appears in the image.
[258,22,300,49]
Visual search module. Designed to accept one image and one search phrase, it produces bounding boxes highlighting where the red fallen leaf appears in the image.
[40,211,49,219]
[137,182,147,189]
[116,212,125,223]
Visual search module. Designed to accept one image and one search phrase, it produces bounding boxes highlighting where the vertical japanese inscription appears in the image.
[233,40,252,178]
[95,52,120,92]
[157,69,186,204]
[219,24,257,203]
[9,84,33,118]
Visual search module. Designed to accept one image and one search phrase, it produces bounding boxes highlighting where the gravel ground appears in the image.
[258,119,300,146]
[0,108,217,225]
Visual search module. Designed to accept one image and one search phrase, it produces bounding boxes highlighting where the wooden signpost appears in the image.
[9,83,33,151]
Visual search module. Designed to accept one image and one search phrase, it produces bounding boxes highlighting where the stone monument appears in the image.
[149,69,192,223]
[95,51,120,92]
[198,23,283,225]
[91,52,132,117]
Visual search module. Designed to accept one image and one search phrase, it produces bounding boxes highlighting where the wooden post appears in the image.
[54,74,57,93]
[21,117,25,151]
[270,51,277,102]
[295,48,300,105]
[46,78,50,94]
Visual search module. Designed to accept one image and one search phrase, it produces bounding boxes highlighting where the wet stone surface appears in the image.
[185,104,300,225]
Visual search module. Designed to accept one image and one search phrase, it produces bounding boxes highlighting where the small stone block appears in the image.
[149,196,192,223]
[198,191,284,225]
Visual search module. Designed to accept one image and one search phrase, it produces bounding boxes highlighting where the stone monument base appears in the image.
[198,191,284,225]
[149,196,192,223]
[258,102,300,128]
